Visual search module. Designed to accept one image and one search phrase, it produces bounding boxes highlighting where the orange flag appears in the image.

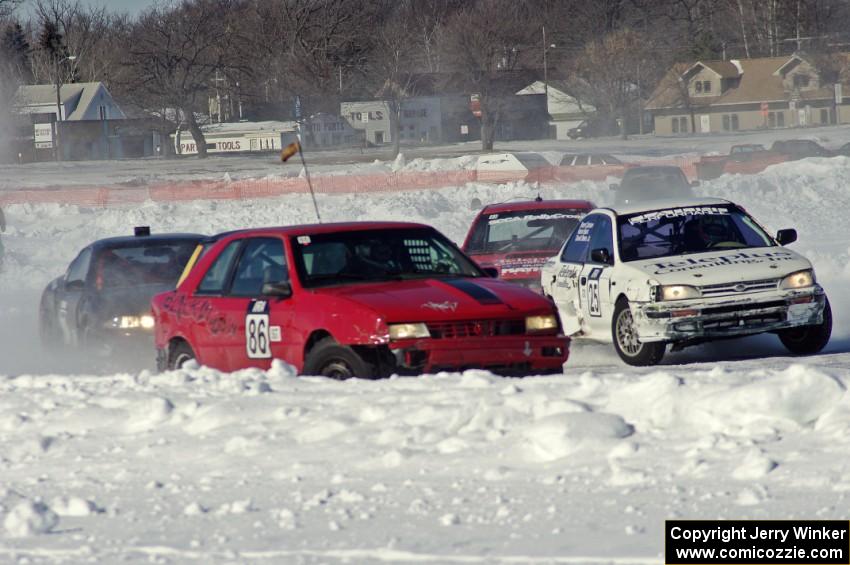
[280,141,300,162]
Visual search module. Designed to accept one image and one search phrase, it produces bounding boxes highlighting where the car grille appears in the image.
[427,319,525,339]
[699,278,779,297]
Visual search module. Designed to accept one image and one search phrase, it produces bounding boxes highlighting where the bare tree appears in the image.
[123,0,249,158]
[441,0,538,150]
[367,2,424,158]
[572,28,655,139]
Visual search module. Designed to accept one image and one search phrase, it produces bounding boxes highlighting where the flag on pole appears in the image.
[280,141,300,162]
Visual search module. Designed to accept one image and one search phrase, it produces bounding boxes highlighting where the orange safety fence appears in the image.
[0,154,728,209]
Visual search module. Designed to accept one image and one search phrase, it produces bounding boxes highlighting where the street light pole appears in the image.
[543,25,548,98]
[53,54,76,162]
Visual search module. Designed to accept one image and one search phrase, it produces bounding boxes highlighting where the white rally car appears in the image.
[541,197,831,365]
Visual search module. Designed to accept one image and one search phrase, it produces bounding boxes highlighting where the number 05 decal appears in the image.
[246,300,271,359]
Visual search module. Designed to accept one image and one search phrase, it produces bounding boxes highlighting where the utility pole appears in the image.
[53,54,76,162]
[543,25,548,99]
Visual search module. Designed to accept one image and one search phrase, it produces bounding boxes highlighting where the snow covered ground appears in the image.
[1,156,850,562]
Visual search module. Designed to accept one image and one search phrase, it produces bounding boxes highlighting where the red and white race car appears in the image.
[152,222,569,378]
[461,198,595,293]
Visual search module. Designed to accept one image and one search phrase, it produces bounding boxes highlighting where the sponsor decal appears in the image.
[556,265,580,289]
[652,250,796,275]
[297,235,311,245]
[574,221,594,242]
[628,206,730,225]
[421,301,458,313]
[489,213,583,225]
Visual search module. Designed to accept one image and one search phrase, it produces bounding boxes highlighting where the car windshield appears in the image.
[465,208,585,253]
[292,227,484,288]
[618,204,775,262]
[96,240,199,288]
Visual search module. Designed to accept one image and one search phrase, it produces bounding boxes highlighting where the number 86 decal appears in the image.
[246,300,271,359]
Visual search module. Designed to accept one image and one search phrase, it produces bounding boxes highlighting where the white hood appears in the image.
[627,247,812,285]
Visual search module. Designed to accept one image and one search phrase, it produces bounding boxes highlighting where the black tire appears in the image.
[39,306,62,348]
[612,299,666,366]
[302,337,373,380]
[779,297,832,355]
[168,341,197,370]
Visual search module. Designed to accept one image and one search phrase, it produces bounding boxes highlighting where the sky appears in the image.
[19,0,158,18]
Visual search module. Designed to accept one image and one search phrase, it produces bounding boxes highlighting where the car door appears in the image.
[56,246,93,345]
[219,236,295,369]
[548,215,599,336]
[577,215,616,340]
[191,239,243,369]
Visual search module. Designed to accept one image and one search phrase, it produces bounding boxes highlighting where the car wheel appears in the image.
[38,307,61,348]
[169,341,197,370]
[302,337,373,380]
[612,299,665,366]
[779,297,832,355]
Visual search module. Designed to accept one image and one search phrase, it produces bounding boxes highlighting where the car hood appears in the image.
[313,277,554,321]
[94,283,175,317]
[627,247,812,284]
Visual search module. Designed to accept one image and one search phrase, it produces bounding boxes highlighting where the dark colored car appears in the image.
[770,139,833,160]
[567,118,612,140]
[153,222,569,378]
[39,228,204,350]
[610,165,698,205]
[462,198,595,294]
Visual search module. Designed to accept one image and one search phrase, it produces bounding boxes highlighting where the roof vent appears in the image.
[134,226,151,237]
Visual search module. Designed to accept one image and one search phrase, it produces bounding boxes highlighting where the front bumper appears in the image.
[388,334,569,376]
[632,286,826,343]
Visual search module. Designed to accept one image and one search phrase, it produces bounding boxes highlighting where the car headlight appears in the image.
[526,314,558,333]
[115,315,156,330]
[659,285,702,301]
[388,323,430,340]
[780,269,814,290]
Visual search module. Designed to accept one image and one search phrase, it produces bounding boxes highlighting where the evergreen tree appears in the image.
[1,22,31,83]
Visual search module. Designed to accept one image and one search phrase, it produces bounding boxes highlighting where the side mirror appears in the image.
[690,180,700,187]
[65,279,85,292]
[609,183,619,191]
[482,267,499,278]
[262,281,292,298]
[590,248,612,265]
[776,228,797,246]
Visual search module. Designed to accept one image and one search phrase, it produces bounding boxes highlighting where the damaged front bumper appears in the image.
[632,286,826,344]
[388,334,569,376]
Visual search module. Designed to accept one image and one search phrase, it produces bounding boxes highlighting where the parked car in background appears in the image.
[770,139,833,160]
[554,154,632,182]
[541,198,831,366]
[567,118,612,139]
[462,198,595,294]
[696,144,788,180]
[153,222,570,377]
[610,165,697,205]
[39,228,204,351]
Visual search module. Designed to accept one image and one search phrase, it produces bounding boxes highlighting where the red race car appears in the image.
[462,198,595,293]
[152,222,569,378]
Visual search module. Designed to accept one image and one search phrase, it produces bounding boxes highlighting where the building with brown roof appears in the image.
[646,53,850,135]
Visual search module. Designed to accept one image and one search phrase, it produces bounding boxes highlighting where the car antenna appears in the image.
[535,193,543,202]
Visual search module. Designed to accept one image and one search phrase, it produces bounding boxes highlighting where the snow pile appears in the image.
[3,500,59,537]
